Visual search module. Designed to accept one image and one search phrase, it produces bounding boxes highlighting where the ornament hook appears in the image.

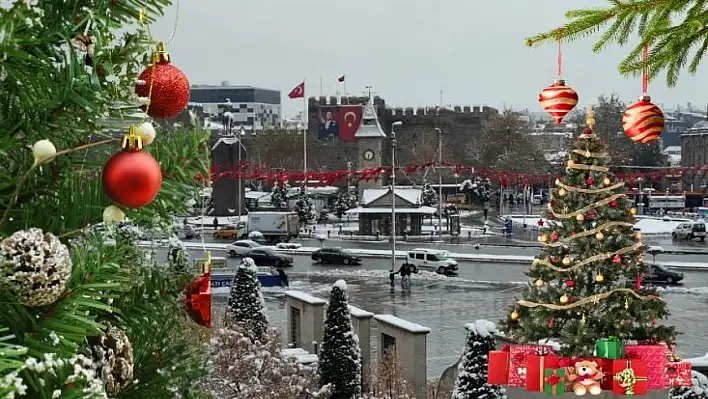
[121,125,144,151]
[153,41,170,63]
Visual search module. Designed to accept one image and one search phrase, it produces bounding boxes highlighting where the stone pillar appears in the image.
[374,314,430,396]
[349,305,374,392]
[285,291,326,354]
[211,136,247,216]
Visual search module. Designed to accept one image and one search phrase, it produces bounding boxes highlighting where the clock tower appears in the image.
[355,97,387,199]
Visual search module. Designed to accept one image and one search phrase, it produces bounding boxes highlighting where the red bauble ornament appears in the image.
[613,254,622,264]
[580,127,594,138]
[586,178,594,185]
[565,280,575,288]
[622,95,665,144]
[135,43,190,119]
[184,271,211,327]
[102,136,162,208]
[609,199,618,208]
[538,79,579,124]
[550,231,560,241]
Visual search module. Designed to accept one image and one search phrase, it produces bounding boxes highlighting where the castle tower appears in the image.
[355,97,387,199]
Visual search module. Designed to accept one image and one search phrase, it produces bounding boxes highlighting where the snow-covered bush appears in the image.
[166,236,190,274]
[319,280,362,397]
[270,179,290,209]
[668,371,708,399]
[460,177,491,203]
[226,258,269,341]
[205,324,331,399]
[421,183,438,207]
[452,320,507,399]
[295,185,317,225]
[334,188,357,219]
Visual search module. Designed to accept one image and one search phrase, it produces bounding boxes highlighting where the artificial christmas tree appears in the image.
[227,258,270,341]
[452,320,507,399]
[499,109,676,358]
[0,1,210,397]
[319,280,362,398]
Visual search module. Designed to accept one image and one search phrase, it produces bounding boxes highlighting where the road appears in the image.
[158,248,708,289]
[186,235,708,265]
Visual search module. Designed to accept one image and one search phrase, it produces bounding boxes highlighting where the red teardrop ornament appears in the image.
[538,79,578,124]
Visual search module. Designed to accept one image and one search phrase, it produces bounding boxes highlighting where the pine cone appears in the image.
[0,228,72,306]
[87,325,134,396]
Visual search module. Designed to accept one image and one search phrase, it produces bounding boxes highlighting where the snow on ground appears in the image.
[506,215,691,235]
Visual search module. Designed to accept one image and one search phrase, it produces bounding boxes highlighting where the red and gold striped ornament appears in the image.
[538,79,578,124]
[622,95,664,144]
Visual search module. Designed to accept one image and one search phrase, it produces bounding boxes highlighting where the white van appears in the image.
[405,248,459,275]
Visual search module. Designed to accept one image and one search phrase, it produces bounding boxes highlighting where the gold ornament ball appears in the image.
[510,310,519,321]
[603,177,611,186]
[635,232,643,240]
[595,274,604,283]
[562,256,571,266]
[558,188,567,197]
[539,234,549,243]
[560,294,569,304]
[576,213,585,222]
[595,231,605,240]
[555,179,561,186]
[534,279,544,287]
[630,207,637,215]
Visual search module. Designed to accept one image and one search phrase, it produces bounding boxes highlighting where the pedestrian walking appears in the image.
[213,217,218,230]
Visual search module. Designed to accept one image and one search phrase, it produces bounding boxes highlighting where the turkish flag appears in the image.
[338,75,345,82]
[337,105,363,141]
[288,82,305,99]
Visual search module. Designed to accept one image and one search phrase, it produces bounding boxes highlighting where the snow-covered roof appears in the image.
[246,191,269,200]
[287,186,339,196]
[284,290,326,305]
[354,97,386,138]
[361,188,421,206]
[349,305,374,318]
[374,314,431,334]
[346,206,436,214]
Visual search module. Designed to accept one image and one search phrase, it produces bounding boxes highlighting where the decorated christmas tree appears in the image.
[0,1,210,397]
[227,258,270,341]
[452,320,507,399]
[499,109,676,357]
[294,184,316,225]
[319,280,362,398]
[270,178,290,209]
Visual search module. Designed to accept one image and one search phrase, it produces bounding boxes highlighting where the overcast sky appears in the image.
[151,0,708,117]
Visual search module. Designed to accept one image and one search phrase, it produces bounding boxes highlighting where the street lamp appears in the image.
[390,121,403,272]
[435,127,443,237]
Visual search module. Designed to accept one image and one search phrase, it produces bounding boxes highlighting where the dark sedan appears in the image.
[245,248,294,267]
[311,247,362,265]
[644,264,684,285]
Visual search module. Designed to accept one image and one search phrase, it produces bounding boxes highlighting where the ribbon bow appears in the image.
[546,374,561,385]
[666,353,681,362]
[613,362,647,395]
[607,336,619,341]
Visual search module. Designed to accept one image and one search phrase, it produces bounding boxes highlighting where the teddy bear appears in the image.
[565,360,605,396]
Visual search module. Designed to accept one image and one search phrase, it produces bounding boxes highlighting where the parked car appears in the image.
[405,248,458,275]
[225,239,262,257]
[245,248,294,267]
[213,224,244,239]
[672,221,706,241]
[644,264,684,285]
[311,247,362,265]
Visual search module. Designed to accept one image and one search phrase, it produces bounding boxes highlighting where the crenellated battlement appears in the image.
[385,105,497,117]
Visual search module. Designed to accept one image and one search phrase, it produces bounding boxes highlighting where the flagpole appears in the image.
[343,80,346,96]
[319,77,323,97]
[303,78,308,196]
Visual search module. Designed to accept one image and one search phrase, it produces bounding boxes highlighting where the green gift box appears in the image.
[595,336,624,359]
[543,368,565,396]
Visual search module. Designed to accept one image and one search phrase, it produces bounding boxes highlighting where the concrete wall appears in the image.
[285,291,325,354]
[374,314,430,396]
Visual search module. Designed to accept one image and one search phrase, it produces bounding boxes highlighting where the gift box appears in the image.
[595,336,624,359]
[526,354,560,391]
[667,361,692,387]
[487,350,510,384]
[610,359,648,395]
[508,345,553,387]
[625,344,668,389]
[543,368,565,396]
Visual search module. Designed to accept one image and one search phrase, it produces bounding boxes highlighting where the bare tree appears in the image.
[252,129,304,171]
[362,350,416,399]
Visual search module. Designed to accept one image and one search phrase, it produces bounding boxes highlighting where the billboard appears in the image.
[317,105,363,141]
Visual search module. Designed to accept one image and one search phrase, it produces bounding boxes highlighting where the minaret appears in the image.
[355,97,387,199]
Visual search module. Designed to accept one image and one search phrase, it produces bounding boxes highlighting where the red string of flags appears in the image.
[198,161,708,188]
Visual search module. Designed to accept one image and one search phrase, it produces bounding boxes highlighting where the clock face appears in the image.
[363,149,375,161]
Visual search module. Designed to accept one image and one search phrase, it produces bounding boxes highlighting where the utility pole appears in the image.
[435,127,443,237]
[390,121,403,272]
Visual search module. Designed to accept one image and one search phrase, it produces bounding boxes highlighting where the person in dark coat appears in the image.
[277,268,289,287]
[213,217,219,230]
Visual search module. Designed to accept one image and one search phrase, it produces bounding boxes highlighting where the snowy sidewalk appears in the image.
[140,241,708,271]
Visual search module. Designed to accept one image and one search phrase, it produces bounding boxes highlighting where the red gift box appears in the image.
[610,359,648,395]
[508,345,552,387]
[667,361,692,387]
[487,351,510,384]
[526,354,560,391]
[625,344,667,389]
